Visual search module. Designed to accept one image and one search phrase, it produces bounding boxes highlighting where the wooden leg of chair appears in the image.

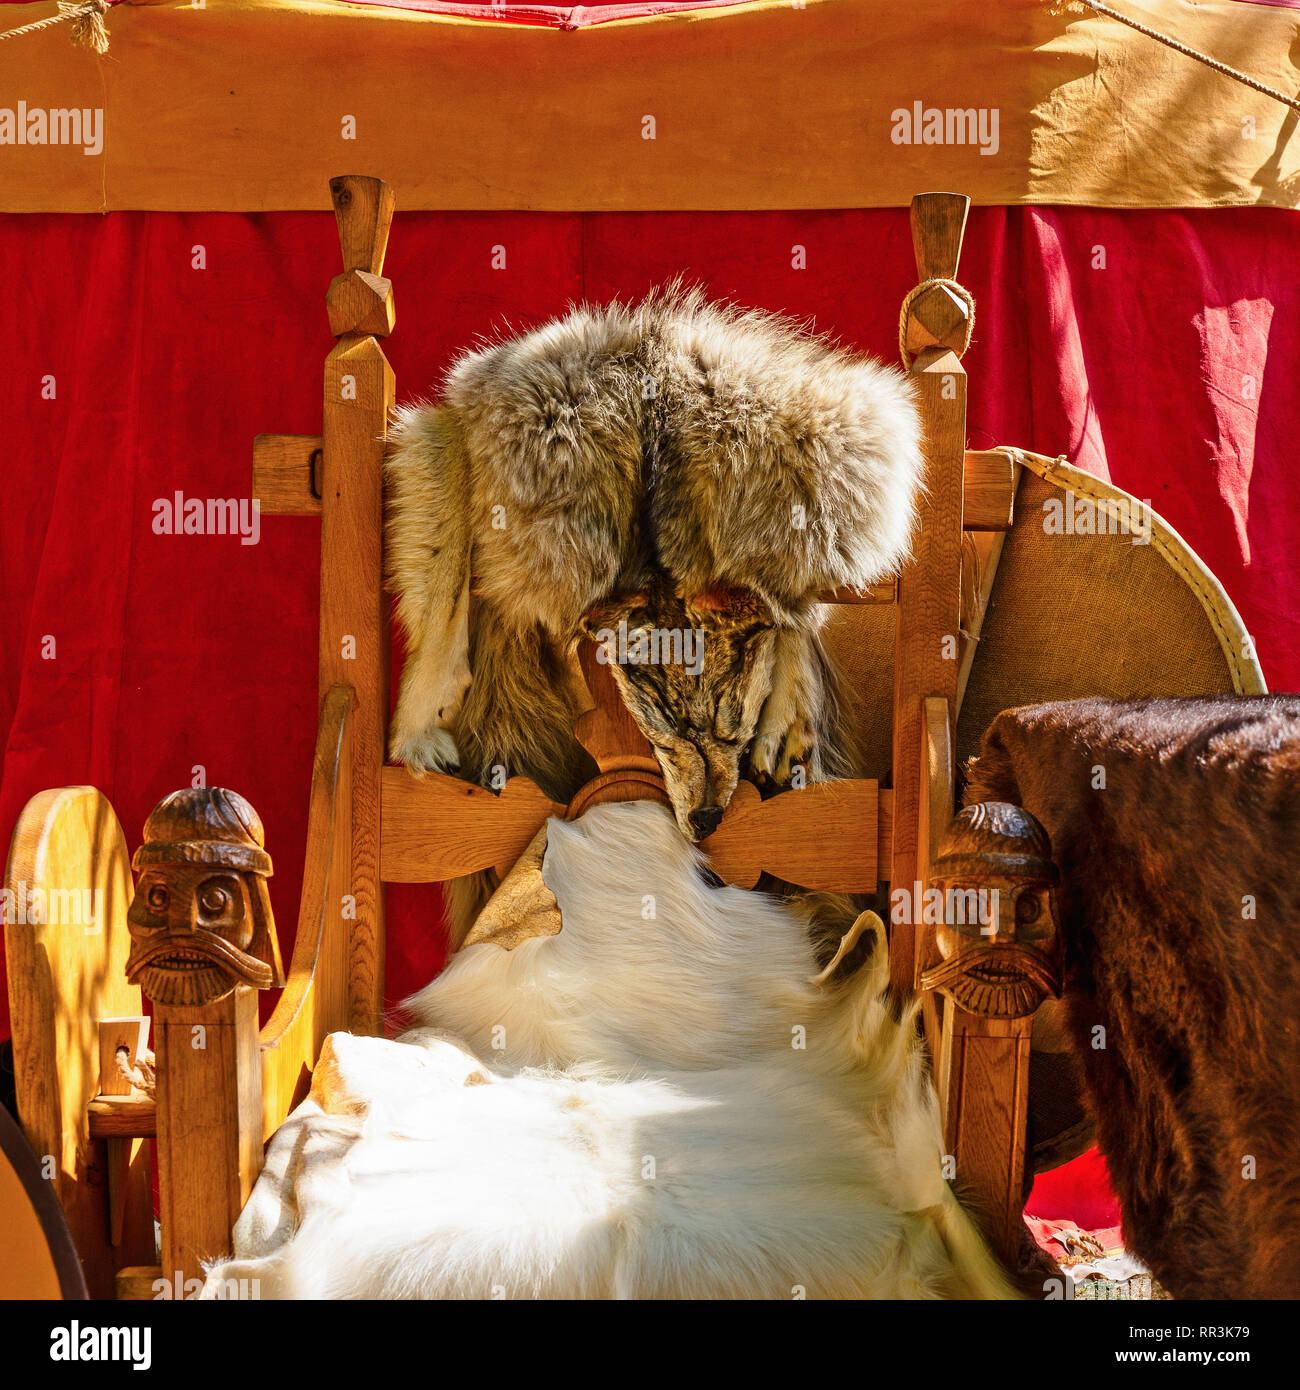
[938,1010,1033,1263]
[154,988,263,1291]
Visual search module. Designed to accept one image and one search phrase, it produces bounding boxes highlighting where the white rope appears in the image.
[0,1,111,55]
[1055,0,1300,114]
[115,1045,156,1098]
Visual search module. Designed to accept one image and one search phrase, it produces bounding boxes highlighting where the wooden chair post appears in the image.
[889,192,971,1000]
[125,787,285,1291]
[921,801,1063,1267]
[153,990,262,1290]
[890,194,1044,1268]
[321,175,395,1036]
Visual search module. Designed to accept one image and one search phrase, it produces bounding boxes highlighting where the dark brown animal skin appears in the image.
[964,696,1300,1301]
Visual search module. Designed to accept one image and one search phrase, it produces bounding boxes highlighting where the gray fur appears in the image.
[385,289,923,940]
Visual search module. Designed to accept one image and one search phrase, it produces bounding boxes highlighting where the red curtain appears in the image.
[3,203,1298,1222]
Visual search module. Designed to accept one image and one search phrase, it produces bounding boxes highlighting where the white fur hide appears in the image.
[202,803,1012,1300]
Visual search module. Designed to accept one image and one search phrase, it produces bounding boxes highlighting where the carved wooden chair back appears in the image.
[251,177,1030,1252]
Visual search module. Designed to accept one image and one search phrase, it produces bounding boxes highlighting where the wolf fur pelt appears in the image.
[385,290,921,876]
[964,695,1300,1300]
[201,802,1012,1300]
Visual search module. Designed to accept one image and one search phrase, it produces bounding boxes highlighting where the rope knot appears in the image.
[64,0,111,55]
[114,1044,156,1098]
[0,0,111,54]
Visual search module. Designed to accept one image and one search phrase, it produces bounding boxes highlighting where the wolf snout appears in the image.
[688,806,724,839]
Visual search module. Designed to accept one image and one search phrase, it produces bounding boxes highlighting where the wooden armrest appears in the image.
[258,683,355,1137]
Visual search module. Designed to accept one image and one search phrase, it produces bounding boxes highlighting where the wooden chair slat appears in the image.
[701,780,881,893]
[380,766,565,882]
[253,434,321,515]
[255,447,1016,536]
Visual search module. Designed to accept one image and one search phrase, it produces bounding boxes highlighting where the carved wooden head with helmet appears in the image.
[126,787,285,1007]
[920,799,1062,1020]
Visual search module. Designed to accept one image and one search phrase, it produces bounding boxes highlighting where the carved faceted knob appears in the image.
[126,788,285,1008]
[920,800,1062,1019]
[326,269,395,338]
[904,280,972,358]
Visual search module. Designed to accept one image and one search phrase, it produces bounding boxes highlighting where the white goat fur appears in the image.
[204,802,1013,1300]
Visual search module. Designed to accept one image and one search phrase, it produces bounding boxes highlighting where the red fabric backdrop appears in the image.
[3,203,1298,1225]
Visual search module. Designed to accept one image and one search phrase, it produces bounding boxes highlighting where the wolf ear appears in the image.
[683,586,774,628]
[580,592,649,639]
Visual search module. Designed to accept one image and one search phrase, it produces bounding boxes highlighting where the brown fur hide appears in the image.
[964,695,1300,1300]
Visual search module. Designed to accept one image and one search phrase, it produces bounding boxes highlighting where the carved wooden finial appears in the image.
[902,192,974,364]
[330,175,395,274]
[933,800,1056,880]
[909,191,970,281]
[904,281,973,360]
[328,176,396,339]
[126,787,284,1008]
[327,270,395,339]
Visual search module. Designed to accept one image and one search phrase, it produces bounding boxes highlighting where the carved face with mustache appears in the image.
[920,801,1062,1020]
[126,788,283,1008]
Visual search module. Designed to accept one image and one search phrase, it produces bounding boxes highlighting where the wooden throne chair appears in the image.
[3,177,1263,1299]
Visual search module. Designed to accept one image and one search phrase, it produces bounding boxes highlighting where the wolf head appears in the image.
[583,587,776,841]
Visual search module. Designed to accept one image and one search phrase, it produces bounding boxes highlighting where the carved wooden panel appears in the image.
[702,779,880,893]
[381,767,565,882]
